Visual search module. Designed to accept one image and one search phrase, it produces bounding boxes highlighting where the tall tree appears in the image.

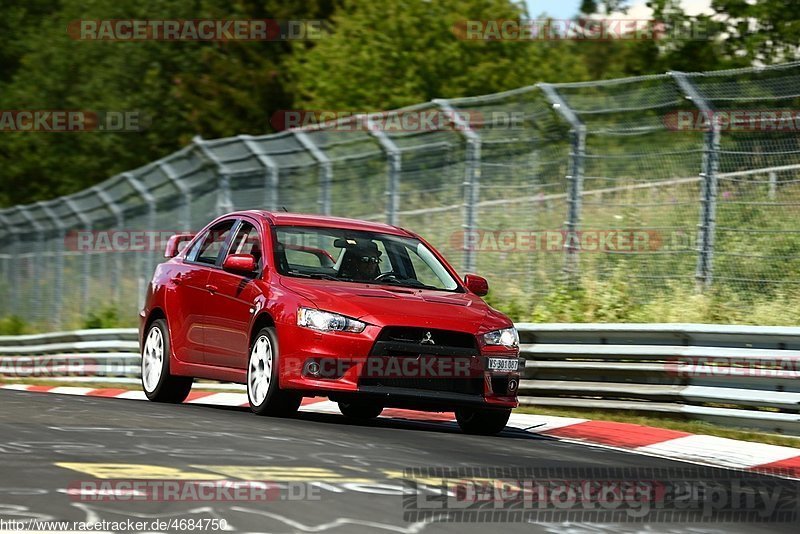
[711,0,800,63]
[286,0,589,111]
[0,0,337,206]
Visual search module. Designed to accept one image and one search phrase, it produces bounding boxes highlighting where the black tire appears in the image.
[141,318,193,403]
[338,401,384,420]
[247,327,302,417]
[455,407,511,435]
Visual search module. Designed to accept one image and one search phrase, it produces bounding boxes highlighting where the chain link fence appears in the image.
[2,61,800,329]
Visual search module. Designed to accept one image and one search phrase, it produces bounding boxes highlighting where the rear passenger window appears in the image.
[188,220,235,265]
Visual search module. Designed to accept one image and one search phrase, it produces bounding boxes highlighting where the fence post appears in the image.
[13,206,45,324]
[193,136,234,215]
[294,131,332,216]
[36,201,65,329]
[0,212,19,318]
[122,173,158,312]
[365,115,402,226]
[92,186,125,307]
[539,83,585,281]
[63,197,93,318]
[239,135,280,211]
[671,71,720,290]
[157,161,192,231]
[433,99,481,274]
[769,171,777,200]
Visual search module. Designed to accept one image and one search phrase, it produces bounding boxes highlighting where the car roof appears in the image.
[231,210,413,237]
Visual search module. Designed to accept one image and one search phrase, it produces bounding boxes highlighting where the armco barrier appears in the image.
[1,324,798,434]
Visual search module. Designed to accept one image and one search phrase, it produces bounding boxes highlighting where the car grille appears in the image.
[376,327,477,350]
[361,327,483,396]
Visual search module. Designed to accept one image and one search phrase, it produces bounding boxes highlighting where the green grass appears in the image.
[516,405,800,449]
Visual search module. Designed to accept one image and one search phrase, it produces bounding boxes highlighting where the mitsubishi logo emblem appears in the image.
[420,331,435,345]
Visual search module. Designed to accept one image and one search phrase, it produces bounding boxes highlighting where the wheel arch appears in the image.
[249,311,276,348]
[144,307,167,335]
[142,307,168,356]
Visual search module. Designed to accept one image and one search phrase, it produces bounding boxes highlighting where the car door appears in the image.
[170,219,236,364]
[203,218,264,369]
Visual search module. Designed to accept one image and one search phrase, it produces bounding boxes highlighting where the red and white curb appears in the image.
[4,384,799,479]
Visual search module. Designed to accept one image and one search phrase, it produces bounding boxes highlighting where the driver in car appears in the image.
[339,240,382,281]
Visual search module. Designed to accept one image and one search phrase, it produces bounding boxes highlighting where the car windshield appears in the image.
[273,226,460,291]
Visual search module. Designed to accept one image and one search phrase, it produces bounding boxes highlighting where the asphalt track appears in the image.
[0,389,796,533]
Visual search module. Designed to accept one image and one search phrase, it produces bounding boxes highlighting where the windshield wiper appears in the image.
[374,277,440,291]
[288,271,350,282]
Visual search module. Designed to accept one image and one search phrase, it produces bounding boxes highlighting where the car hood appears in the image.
[278,276,511,334]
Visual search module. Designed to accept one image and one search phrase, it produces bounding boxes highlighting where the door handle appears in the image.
[170,274,183,285]
[205,284,218,294]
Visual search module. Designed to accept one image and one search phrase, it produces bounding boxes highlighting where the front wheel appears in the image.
[338,401,383,420]
[141,318,193,403]
[247,327,302,417]
[455,407,511,435]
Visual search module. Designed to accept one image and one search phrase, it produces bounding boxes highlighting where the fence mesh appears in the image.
[2,62,800,329]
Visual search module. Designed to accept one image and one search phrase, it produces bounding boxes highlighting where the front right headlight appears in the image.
[297,307,366,333]
[483,327,519,348]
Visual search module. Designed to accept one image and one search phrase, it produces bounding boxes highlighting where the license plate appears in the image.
[487,358,518,372]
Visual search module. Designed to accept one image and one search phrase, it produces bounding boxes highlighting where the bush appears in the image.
[0,315,31,335]
[82,306,123,329]
[488,263,800,326]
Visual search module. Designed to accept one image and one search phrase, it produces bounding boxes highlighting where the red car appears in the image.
[139,211,522,434]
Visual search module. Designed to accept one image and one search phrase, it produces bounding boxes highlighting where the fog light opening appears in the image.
[507,378,519,393]
[304,360,321,377]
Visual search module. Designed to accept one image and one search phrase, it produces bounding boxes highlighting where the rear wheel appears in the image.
[338,401,383,420]
[247,327,302,417]
[455,407,511,435]
[141,318,193,403]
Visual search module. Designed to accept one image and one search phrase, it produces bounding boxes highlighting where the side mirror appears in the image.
[223,254,257,274]
[165,233,194,258]
[464,274,489,296]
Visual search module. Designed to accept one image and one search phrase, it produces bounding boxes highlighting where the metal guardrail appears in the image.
[517,323,800,435]
[1,324,799,434]
[0,328,139,379]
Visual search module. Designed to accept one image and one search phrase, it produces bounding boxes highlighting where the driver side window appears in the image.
[227,221,263,272]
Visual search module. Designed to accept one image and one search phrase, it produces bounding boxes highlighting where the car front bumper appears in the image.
[277,323,522,409]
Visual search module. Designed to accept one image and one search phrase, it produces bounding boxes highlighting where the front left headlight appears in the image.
[483,327,519,348]
[297,307,366,333]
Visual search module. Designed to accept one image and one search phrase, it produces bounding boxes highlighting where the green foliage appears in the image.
[0,315,31,335]
[711,0,800,63]
[0,0,338,207]
[286,0,590,111]
[1,0,795,209]
[497,272,800,326]
[82,305,123,329]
